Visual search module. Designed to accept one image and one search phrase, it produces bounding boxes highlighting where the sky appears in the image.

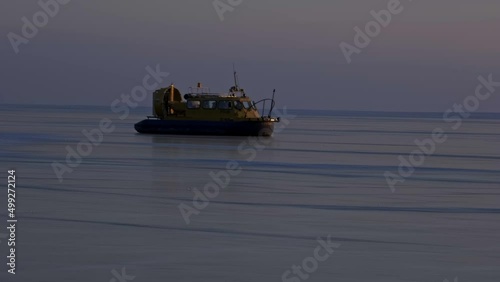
[1,0,499,112]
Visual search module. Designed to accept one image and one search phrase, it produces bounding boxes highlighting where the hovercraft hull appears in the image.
[134,119,275,136]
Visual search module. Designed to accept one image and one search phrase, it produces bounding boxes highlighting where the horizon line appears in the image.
[1,102,500,115]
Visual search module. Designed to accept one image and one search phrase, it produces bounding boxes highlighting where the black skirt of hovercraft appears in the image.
[134,119,275,136]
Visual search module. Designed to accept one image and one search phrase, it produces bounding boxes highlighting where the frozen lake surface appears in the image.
[0,105,499,282]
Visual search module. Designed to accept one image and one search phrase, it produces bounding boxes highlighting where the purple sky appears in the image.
[1,0,499,111]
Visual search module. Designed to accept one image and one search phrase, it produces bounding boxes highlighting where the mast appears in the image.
[233,63,239,91]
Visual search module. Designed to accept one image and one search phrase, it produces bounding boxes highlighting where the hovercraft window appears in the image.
[187,100,201,109]
[234,101,244,110]
[202,100,217,109]
[218,101,233,110]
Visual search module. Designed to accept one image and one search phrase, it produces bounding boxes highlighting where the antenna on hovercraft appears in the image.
[232,63,240,91]
[230,64,246,97]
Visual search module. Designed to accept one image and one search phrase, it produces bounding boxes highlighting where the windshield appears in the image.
[243,101,254,109]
